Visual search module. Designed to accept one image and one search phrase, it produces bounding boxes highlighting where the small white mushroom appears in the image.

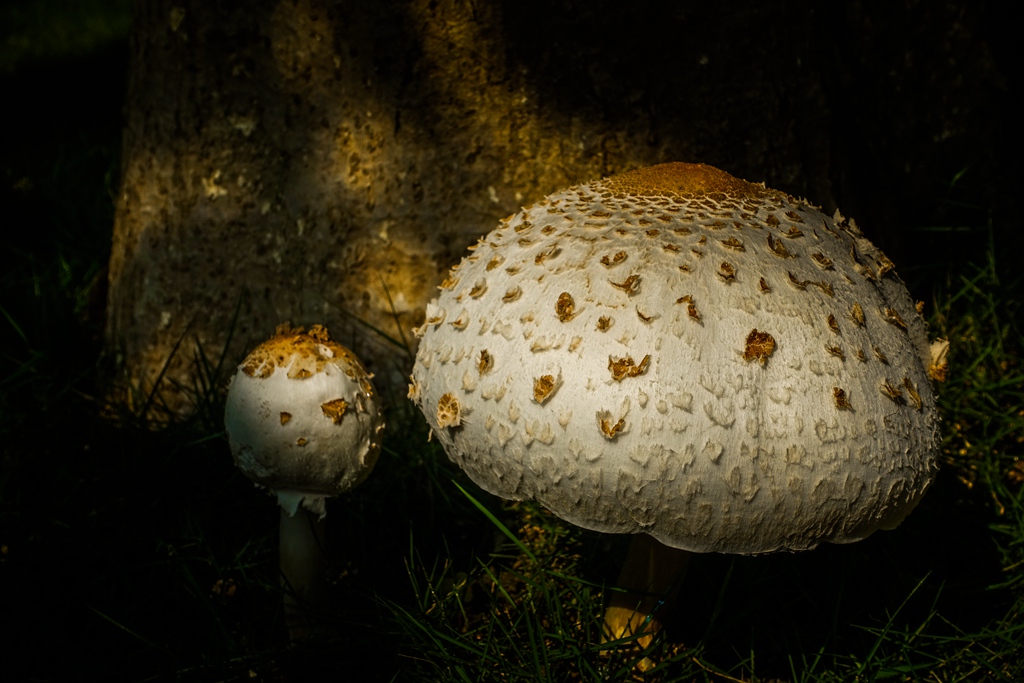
[225,324,384,639]
[410,163,940,652]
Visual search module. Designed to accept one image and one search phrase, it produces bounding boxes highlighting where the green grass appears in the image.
[2,11,1023,681]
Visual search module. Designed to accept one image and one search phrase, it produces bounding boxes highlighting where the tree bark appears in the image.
[106,0,1000,414]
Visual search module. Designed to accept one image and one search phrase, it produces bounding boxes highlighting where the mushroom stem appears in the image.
[279,506,326,640]
[602,534,690,648]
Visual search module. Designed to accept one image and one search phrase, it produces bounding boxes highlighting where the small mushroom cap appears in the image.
[411,163,939,554]
[225,325,385,517]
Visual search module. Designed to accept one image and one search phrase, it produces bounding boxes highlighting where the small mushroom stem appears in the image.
[602,534,690,648]
[279,506,326,640]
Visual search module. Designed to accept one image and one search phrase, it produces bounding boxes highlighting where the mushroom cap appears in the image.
[225,324,385,517]
[410,163,939,554]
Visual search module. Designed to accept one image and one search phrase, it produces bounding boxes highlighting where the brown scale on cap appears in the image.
[556,292,576,322]
[825,344,845,361]
[876,254,896,278]
[851,302,865,326]
[469,281,488,298]
[849,248,877,281]
[449,313,469,330]
[676,295,701,322]
[596,316,613,332]
[718,262,737,282]
[436,393,462,429]
[815,281,835,297]
[609,355,651,381]
[811,253,834,270]
[759,277,771,293]
[533,375,558,404]
[828,314,840,334]
[598,415,626,439]
[903,378,923,411]
[882,307,908,332]
[610,274,641,294]
[928,340,950,382]
[833,387,852,410]
[320,398,348,424]
[881,379,904,403]
[743,330,776,364]
[478,350,493,375]
[535,245,561,265]
[407,377,422,401]
[768,235,794,258]
[721,237,745,251]
[280,412,292,425]
[782,226,804,238]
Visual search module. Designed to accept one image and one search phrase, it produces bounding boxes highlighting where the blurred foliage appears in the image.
[0,0,132,74]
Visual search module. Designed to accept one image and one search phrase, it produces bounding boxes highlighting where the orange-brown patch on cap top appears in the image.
[601,163,780,201]
[239,323,369,381]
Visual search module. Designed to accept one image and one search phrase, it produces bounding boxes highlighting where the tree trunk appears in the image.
[106,0,999,414]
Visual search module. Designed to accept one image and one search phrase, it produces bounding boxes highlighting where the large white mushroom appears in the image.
[409,163,940,648]
[225,324,384,638]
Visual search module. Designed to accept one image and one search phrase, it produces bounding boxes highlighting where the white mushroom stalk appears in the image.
[409,163,940,649]
[225,324,384,639]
